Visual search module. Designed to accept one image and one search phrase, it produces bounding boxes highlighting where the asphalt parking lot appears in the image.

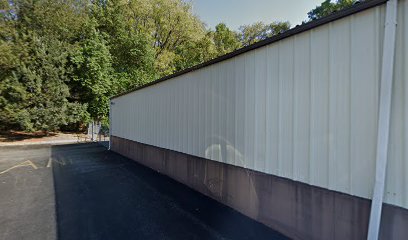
[0,143,289,240]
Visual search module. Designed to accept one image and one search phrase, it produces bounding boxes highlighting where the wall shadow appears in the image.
[50,143,289,240]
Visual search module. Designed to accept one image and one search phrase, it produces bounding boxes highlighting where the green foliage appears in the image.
[213,23,241,56]
[0,0,305,132]
[308,0,357,20]
[71,25,114,120]
[0,77,32,130]
[0,31,86,131]
[0,0,90,131]
[238,21,291,46]
[0,0,155,131]
[90,0,156,85]
[124,0,210,76]
[173,31,217,71]
[76,0,157,121]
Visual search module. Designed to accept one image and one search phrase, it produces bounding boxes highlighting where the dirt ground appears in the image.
[0,131,92,146]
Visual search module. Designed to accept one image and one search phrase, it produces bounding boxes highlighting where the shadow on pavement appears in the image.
[0,131,57,142]
[51,143,289,240]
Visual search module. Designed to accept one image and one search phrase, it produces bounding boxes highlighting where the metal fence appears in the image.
[87,121,109,146]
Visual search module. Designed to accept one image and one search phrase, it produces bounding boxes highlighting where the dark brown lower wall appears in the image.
[111,136,408,240]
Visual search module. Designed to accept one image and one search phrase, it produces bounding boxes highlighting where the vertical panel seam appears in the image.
[292,36,296,179]
[308,30,313,185]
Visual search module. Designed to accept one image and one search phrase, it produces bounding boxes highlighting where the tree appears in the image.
[124,0,211,76]
[308,0,357,21]
[71,25,114,121]
[173,31,217,71]
[1,0,295,132]
[90,0,156,89]
[238,21,290,46]
[212,23,241,56]
[0,0,90,131]
[0,31,89,131]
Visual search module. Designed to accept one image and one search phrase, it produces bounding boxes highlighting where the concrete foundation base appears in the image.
[111,136,408,240]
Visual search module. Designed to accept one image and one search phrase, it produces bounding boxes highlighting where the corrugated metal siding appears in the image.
[386,0,408,208]
[112,0,408,209]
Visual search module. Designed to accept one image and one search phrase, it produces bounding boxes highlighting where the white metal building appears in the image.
[110,0,408,239]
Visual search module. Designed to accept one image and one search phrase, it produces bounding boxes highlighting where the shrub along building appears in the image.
[109,0,407,239]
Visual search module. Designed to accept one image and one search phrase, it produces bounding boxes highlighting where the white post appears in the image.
[367,0,398,239]
[108,101,112,150]
[91,121,94,141]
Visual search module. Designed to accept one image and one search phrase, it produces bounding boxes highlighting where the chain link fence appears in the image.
[87,121,109,147]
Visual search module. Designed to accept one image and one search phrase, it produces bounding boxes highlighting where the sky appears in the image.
[191,0,323,30]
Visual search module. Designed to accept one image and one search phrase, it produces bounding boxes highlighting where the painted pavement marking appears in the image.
[0,160,38,175]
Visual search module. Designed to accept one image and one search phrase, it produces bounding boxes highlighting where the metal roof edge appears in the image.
[111,0,387,100]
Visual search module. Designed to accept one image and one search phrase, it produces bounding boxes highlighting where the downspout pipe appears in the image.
[367,0,398,239]
[108,100,113,150]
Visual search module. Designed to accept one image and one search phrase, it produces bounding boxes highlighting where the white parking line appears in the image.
[46,158,52,168]
[0,160,38,175]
